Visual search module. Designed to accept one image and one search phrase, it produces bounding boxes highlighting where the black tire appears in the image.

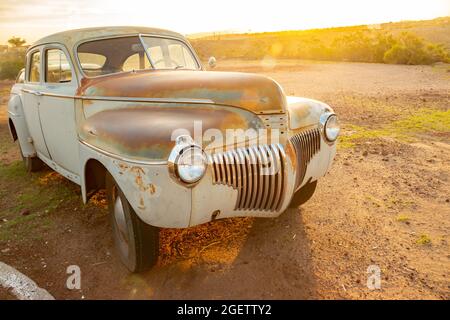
[18,140,44,172]
[106,172,159,272]
[289,180,318,208]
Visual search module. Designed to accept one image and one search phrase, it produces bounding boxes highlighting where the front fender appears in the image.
[287,96,333,130]
[7,93,36,157]
[79,142,191,228]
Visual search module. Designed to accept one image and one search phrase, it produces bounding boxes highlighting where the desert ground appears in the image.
[0,59,449,299]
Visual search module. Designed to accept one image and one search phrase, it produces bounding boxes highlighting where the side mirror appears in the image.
[208,56,216,69]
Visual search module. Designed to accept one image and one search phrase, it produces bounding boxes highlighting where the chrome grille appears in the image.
[210,144,286,211]
[290,128,321,188]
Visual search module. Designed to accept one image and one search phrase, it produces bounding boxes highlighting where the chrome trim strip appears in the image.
[252,145,264,209]
[261,144,272,209]
[270,144,283,211]
[79,95,214,104]
[21,88,214,104]
[236,148,247,209]
[7,110,19,117]
[243,148,253,209]
[247,147,258,209]
[80,140,168,165]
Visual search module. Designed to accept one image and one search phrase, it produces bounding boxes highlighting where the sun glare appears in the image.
[0,0,448,44]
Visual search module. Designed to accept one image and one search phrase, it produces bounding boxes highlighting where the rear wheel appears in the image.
[289,180,318,208]
[106,172,159,272]
[18,140,44,172]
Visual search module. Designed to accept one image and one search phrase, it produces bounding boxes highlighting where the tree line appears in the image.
[190,31,449,65]
[1,31,449,80]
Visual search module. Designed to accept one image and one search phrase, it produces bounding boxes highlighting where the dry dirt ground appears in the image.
[0,60,449,300]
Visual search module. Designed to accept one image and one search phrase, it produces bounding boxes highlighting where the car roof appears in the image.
[30,26,185,51]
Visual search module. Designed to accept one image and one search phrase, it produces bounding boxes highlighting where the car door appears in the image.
[21,48,51,159]
[38,44,80,175]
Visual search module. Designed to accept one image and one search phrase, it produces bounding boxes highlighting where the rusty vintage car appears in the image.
[7,27,339,272]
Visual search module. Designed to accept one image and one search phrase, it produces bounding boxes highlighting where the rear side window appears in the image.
[29,51,41,82]
[45,49,72,83]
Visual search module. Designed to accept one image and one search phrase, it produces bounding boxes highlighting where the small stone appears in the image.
[362,150,368,157]
[1,248,10,253]
[20,209,30,216]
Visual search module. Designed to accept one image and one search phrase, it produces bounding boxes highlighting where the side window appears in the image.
[29,51,41,82]
[46,49,72,83]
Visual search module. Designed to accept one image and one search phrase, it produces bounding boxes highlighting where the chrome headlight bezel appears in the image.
[168,135,207,187]
[319,112,340,144]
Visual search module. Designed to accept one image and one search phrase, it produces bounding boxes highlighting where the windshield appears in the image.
[141,36,199,70]
[77,36,199,77]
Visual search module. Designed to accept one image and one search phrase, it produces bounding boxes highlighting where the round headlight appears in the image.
[176,147,207,184]
[320,113,340,143]
[324,114,340,142]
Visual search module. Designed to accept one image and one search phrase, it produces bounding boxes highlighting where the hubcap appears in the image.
[113,191,129,258]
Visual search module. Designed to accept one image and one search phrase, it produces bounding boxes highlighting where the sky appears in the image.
[0,0,449,44]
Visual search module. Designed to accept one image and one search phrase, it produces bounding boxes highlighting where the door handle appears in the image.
[22,89,43,96]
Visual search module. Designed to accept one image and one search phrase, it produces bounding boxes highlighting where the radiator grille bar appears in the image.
[210,144,286,211]
[290,128,321,189]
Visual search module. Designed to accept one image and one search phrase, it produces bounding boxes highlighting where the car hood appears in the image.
[77,70,286,114]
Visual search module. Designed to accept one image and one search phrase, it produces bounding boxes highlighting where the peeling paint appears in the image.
[148,184,156,195]
[77,70,286,114]
[79,104,264,161]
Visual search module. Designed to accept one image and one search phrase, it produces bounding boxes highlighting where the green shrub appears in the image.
[383,44,410,64]
[0,59,24,80]
[383,33,449,64]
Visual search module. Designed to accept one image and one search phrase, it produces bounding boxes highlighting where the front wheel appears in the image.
[289,180,318,208]
[106,172,159,272]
